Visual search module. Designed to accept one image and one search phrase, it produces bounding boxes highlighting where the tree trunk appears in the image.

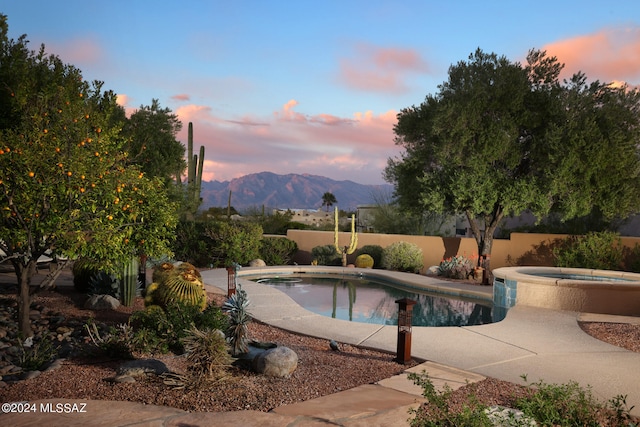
[15,260,36,338]
[466,206,504,285]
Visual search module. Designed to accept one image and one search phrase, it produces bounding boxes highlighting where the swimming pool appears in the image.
[253,274,500,327]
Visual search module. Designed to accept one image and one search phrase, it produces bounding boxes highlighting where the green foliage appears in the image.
[438,255,475,279]
[88,271,120,298]
[311,244,341,266]
[120,256,138,306]
[553,231,624,270]
[354,254,374,268]
[16,333,58,371]
[382,241,424,273]
[514,378,637,426]
[260,236,298,266]
[408,372,491,427]
[408,372,638,427]
[385,47,640,274]
[355,245,384,269]
[172,220,211,267]
[130,300,227,354]
[243,208,296,235]
[321,192,337,211]
[0,15,178,335]
[205,220,263,267]
[84,320,135,359]
[222,287,252,356]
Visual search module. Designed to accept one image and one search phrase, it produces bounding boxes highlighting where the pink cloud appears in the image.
[542,27,640,85]
[173,101,398,185]
[338,43,430,93]
[171,94,191,102]
[43,37,105,70]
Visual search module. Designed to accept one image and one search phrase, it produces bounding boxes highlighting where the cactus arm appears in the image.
[334,207,358,256]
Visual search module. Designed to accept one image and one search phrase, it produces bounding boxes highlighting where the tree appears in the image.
[321,192,337,211]
[385,48,640,275]
[122,99,186,186]
[0,15,178,337]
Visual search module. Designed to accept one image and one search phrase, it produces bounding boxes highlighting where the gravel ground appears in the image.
[0,283,638,419]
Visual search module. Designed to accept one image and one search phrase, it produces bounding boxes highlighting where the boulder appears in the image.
[252,346,298,377]
[249,259,267,267]
[84,294,120,310]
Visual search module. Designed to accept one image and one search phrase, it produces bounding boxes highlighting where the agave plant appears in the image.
[222,287,251,355]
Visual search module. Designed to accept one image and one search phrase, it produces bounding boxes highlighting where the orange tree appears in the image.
[0,15,177,337]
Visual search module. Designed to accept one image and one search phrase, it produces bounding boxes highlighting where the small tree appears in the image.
[321,192,337,212]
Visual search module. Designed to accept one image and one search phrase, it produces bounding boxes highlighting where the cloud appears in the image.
[542,27,640,85]
[337,43,431,93]
[171,94,191,102]
[174,100,398,184]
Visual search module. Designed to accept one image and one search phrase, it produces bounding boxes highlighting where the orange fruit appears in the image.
[28,171,35,177]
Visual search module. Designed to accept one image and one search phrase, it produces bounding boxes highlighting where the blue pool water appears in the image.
[253,275,501,327]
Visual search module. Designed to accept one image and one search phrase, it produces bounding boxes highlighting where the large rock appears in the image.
[249,259,267,267]
[84,294,120,310]
[252,346,298,377]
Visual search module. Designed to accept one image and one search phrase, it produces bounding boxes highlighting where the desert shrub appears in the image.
[84,321,135,359]
[408,372,491,426]
[355,254,374,268]
[260,236,298,265]
[16,332,59,371]
[172,220,212,267]
[553,231,624,270]
[355,245,384,268]
[205,220,263,267]
[438,255,475,279]
[72,258,103,293]
[130,301,228,354]
[311,244,341,266]
[181,325,232,385]
[382,241,424,273]
[514,377,636,426]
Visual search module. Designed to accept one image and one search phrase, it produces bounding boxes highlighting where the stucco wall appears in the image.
[286,230,640,271]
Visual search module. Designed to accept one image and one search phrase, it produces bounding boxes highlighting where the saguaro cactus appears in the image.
[334,207,358,267]
[184,122,205,217]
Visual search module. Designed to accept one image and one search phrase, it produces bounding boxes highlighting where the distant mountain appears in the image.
[200,172,394,211]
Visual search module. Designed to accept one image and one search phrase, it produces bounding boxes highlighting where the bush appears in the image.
[553,231,624,270]
[130,301,228,354]
[311,244,341,266]
[260,236,298,265]
[181,325,232,386]
[355,254,374,268]
[438,255,475,279]
[172,220,212,267]
[355,245,384,269]
[205,220,263,267]
[382,241,424,273]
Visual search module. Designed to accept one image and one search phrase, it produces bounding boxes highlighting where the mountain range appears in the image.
[200,172,394,211]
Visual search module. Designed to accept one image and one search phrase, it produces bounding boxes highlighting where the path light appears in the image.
[226,263,238,297]
[395,298,417,364]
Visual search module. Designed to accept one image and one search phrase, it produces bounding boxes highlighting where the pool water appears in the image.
[254,275,498,327]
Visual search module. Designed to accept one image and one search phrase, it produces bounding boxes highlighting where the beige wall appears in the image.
[286,230,640,271]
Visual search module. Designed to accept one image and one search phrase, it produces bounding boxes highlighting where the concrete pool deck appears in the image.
[2,266,639,426]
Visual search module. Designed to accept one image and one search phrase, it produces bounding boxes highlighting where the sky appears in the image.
[3,1,640,185]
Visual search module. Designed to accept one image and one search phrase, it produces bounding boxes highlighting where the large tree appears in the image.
[0,15,178,337]
[122,99,186,186]
[385,48,640,274]
[321,192,337,212]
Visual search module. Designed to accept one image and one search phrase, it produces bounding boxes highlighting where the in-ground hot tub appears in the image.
[493,266,640,316]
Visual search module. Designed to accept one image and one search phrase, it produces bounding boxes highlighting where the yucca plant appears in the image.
[222,287,251,356]
[181,325,232,385]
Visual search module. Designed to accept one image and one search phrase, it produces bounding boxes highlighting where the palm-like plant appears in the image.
[321,192,337,212]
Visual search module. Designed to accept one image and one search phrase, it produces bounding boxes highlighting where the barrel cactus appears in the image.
[355,254,374,268]
[157,269,207,311]
[146,262,207,311]
[152,262,175,284]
